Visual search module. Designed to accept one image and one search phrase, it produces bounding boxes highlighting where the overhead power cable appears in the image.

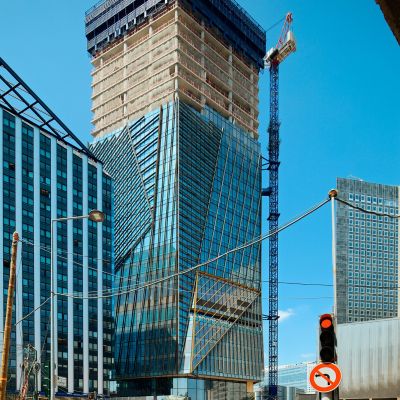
[56,197,330,300]
[15,297,51,326]
[19,238,115,278]
[276,280,332,287]
[63,277,336,298]
[336,197,400,219]
[18,237,112,266]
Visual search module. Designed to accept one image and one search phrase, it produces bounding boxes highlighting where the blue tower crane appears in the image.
[263,13,296,400]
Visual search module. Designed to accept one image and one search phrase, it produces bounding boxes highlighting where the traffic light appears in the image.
[319,313,336,363]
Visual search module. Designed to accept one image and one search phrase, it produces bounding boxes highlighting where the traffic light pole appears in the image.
[328,190,339,400]
[318,390,339,400]
[328,189,338,316]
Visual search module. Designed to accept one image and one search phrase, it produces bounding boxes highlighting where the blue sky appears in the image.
[1,1,399,366]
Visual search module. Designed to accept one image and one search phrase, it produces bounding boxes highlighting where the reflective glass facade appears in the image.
[91,100,263,397]
[0,106,114,395]
[261,362,316,393]
[255,385,300,400]
[336,177,399,324]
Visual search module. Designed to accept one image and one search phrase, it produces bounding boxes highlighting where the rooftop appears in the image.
[85,0,266,68]
[0,58,97,161]
[85,0,263,32]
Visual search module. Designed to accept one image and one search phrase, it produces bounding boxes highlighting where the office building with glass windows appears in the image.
[0,58,113,396]
[336,177,399,324]
[255,385,303,400]
[86,0,265,397]
[259,362,316,395]
[276,362,315,393]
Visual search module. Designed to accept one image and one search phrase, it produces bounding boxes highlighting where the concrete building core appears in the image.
[86,0,265,139]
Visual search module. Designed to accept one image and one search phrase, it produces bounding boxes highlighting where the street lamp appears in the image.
[50,210,105,400]
[88,210,105,223]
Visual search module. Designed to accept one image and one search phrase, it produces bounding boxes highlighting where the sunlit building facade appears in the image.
[259,362,316,396]
[336,177,399,324]
[87,0,265,397]
[0,58,113,395]
[91,101,263,397]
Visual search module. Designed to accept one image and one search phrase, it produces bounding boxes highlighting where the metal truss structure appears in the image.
[263,13,296,399]
[0,57,97,161]
[267,62,280,399]
[190,272,261,373]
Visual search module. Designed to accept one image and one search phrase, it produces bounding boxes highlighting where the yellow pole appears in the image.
[0,232,19,400]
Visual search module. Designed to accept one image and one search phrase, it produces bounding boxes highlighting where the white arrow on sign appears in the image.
[309,363,342,393]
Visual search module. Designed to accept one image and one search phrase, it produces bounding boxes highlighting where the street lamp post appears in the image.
[50,210,105,400]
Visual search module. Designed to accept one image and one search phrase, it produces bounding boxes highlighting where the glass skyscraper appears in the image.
[336,177,399,324]
[86,0,265,397]
[0,58,114,395]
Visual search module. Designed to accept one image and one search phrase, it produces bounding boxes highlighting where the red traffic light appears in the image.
[320,314,333,330]
[319,313,336,363]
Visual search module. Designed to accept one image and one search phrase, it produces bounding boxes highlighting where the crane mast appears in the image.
[267,61,280,400]
[264,13,296,400]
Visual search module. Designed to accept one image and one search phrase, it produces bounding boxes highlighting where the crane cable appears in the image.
[265,16,286,33]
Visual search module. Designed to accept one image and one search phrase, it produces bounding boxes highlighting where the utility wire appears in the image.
[336,197,400,219]
[13,193,397,315]
[279,296,332,300]
[15,298,51,326]
[56,197,330,300]
[19,238,114,278]
[20,197,330,298]
[61,277,335,298]
[19,196,336,290]
[24,195,396,299]
[19,237,112,264]
[13,283,334,328]
[58,277,336,298]
[276,280,332,287]
[19,237,120,296]
[21,194,398,295]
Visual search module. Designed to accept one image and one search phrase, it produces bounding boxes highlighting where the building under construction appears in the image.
[86,0,264,139]
[87,0,266,397]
